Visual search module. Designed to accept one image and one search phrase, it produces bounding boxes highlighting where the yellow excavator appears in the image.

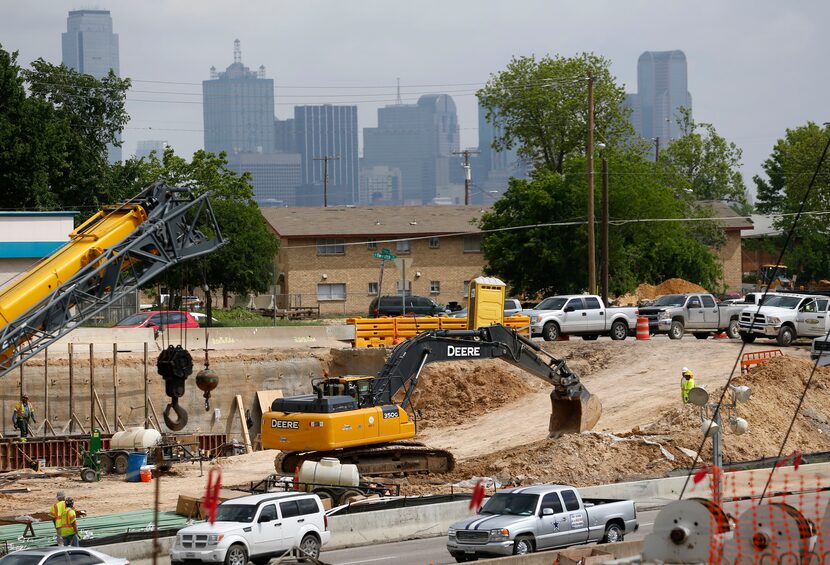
[262,278,602,475]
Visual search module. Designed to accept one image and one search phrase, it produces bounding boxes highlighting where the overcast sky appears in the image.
[2,0,828,199]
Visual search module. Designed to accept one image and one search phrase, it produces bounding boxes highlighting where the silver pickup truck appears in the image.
[637,293,743,340]
[528,295,638,341]
[446,485,637,561]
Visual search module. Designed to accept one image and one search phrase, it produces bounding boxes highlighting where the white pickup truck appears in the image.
[447,484,637,561]
[739,293,830,346]
[528,295,638,341]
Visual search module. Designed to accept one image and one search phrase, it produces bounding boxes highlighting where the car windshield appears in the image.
[652,295,688,307]
[0,554,46,565]
[480,493,539,516]
[762,295,804,309]
[115,313,149,326]
[535,298,568,311]
[214,504,257,522]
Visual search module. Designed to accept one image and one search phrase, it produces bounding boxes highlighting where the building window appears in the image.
[317,283,346,301]
[317,238,345,255]
[430,281,441,294]
[368,282,379,295]
[463,280,470,296]
[396,240,411,254]
[429,237,440,249]
[395,280,412,292]
[463,235,481,253]
[367,238,377,250]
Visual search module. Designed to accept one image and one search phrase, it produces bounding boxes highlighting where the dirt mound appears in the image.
[637,278,708,300]
[406,361,537,428]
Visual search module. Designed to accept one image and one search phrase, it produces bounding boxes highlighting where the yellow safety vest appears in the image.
[14,402,34,421]
[49,500,66,524]
[681,377,695,402]
[58,508,77,536]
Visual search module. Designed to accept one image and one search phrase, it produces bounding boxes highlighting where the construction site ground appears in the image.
[2,336,827,518]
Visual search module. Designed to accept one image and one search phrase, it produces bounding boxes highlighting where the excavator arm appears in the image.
[369,324,602,436]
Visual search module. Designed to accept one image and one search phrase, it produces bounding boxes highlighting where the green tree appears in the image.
[479,152,722,296]
[115,147,279,305]
[659,108,748,204]
[754,122,830,281]
[476,53,631,174]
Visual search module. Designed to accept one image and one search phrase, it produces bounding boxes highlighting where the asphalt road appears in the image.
[129,491,830,565]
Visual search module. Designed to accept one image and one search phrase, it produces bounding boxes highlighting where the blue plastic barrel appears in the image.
[125,452,148,482]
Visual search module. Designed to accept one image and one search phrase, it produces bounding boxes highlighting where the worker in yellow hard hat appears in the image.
[680,368,695,404]
[13,393,36,440]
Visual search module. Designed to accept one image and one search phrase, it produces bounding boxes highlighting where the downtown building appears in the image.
[293,105,359,207]
[625,50,693,149]
[61,9,122,163]
[363,94,460,205]
[473,104,529,203]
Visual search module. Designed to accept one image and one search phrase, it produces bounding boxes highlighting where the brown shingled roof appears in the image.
[260,205,490,238]
[697,200,753,230]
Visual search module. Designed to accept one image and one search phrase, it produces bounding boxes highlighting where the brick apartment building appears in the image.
[699,200,753,293]
[260,206,490,314]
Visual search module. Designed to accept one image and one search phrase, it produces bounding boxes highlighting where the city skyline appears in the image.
[5,1,828,198]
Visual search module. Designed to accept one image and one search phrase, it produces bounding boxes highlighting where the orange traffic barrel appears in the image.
[636,316,650,340]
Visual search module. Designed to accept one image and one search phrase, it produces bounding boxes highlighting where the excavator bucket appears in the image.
[548,388,602,437]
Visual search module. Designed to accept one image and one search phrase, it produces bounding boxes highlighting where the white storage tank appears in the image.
[110,427,162,450]
[298,457,359,487]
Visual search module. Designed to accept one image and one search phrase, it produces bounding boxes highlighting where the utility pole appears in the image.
[453,149,480,205]
[600,150,609,308]
[586,75,596,294]
[313,156,339,207]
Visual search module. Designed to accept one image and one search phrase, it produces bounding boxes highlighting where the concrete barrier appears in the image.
[161,326,351,351]
[94,536,176,562]
[327,499,472,549]
[52,327,156,352]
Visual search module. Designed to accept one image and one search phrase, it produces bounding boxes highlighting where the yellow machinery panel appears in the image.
[0,206,149,331]
[261,405,416,451]
[466,276,506,330]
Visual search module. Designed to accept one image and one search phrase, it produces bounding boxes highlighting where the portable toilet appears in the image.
[466,276,506,330]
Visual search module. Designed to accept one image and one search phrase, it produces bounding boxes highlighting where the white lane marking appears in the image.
[338,557,401,565]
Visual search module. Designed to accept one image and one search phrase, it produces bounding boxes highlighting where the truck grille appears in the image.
[815,339,830,353]
[740,312,766,325]
[456,530,490,544]
[180,534,208,549]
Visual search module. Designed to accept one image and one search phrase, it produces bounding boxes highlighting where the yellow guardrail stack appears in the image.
[347,315,531,348]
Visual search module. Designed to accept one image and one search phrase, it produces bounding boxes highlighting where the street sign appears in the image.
[373,248,396,261]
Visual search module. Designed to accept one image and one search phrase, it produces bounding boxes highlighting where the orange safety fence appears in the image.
[740,349,783,374]
[347,315,531,347]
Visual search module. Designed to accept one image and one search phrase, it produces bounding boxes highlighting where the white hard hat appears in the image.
[682,367,690,373]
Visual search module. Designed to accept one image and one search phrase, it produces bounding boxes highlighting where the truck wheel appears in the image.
[693,332,710,340]
[668,320,684,340]
[776,325,795,347]
[542,322,559,342]
[99,453,114,475]
[338,489,364,505]
[80,468,97,483]
[299,534,321,560]
[727,319,740,339]
[740,332,756,344]
[512,536,534,555]
[113,453,129,474]
[602,523,624,543]
[610,320,627,341]
[224,544,247,565]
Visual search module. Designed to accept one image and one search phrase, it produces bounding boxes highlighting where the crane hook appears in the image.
[163,397,188,431]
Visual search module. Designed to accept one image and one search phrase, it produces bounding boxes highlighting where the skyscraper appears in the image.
[135,140,167,160]
[363,94,460,204]
[203,40,275,155]
[474,104,528,202]
[61,9,121,163]
[294,105,359,206]
[626,50,692,146]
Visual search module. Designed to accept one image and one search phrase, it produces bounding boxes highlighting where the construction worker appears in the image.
[57,496,79,547]
[48,491,67,546]
[13,393,36,439]
[681,368,695,404]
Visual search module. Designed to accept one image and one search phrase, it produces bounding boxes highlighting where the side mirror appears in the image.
[564,306,575,313]
[257,514,271,523]
[542,508,554,516]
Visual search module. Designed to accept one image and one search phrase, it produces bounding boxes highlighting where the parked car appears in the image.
[637,293,744,340]
[449,298,524,319]
[739,293,830,346]
[812,334,830,366]
[0,547,128,565]
[528,295,638,341]
[368,295,445,317]
[446,484,637,561]
[170,492,330,564]
[113,310,200,330]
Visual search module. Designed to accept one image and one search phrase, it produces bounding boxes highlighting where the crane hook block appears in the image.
[157,345,194,431]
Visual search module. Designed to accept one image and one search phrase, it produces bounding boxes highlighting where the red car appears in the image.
[113,310,199,329]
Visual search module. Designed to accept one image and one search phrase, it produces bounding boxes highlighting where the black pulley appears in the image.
[157,345,193,431]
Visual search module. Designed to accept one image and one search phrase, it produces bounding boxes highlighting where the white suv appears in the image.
[170,492,329,565]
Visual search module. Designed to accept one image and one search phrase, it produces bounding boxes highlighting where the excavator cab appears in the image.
[319,376,374,406]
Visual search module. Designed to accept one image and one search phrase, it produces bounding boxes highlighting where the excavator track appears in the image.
[276,441,456,476]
